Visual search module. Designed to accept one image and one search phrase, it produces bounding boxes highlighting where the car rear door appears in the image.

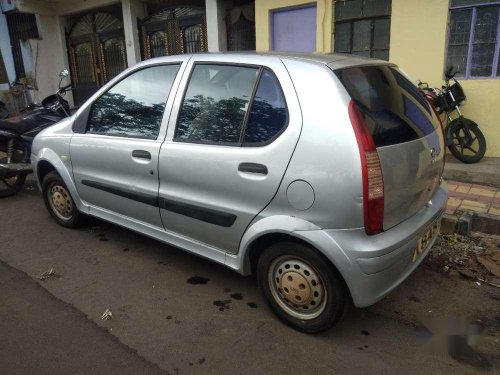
[158,55,301,253]
[334,64,445,230]
[70,62,184,227]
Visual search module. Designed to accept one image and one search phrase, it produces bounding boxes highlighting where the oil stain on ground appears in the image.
[230,293,243,300]
[247,302,258,308]
[213,300,231,311]
[187,276,209,285]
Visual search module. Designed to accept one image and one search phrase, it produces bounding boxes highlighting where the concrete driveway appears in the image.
[0,181,498,374]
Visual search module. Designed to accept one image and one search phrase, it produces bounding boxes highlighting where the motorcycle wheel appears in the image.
[448,118,486,164]
[0,138,27,198]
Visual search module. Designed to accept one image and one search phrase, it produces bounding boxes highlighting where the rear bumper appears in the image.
[298,181,448,307]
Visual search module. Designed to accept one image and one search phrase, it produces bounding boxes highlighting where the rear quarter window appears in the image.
[335,65,438,147]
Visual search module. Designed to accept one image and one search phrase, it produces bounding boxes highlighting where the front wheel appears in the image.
[257,242,346,333]
[447,118,486,163]
[42,171,86,228]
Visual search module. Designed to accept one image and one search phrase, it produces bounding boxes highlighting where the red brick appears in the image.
[448,191,473,200]
[472,184,497,192]
[445,208,457,215]
[474,195,494,204]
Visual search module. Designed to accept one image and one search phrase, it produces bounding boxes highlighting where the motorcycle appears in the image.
[418,66,486,164]
[0,69,72,198]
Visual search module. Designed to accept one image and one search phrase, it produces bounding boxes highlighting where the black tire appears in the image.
[448,118,486,164]
[0,138,28,198]
[42,171,85,228]
[257,241,346,333]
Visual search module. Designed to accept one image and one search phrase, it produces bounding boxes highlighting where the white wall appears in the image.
[206,0,228,52]
[122,0,145,66]
[31,14,69,103]
[0,12,16,91]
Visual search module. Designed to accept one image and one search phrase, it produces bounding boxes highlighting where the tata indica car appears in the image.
[32,53,447,333]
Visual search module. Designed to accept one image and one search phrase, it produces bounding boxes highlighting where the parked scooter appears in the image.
[0,69,72,198]
[418,66,486,164]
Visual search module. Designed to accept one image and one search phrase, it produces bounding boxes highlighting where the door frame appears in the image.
[66,10,128,106]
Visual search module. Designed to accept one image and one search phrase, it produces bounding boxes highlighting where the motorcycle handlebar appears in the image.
[59,84,73,92]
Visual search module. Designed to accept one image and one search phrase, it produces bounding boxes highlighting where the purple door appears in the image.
[271,5,316,52]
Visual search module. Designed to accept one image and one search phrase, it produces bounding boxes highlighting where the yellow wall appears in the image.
[255,0,500,157]
[390,0,500,157]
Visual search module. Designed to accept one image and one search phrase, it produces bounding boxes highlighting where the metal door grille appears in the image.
[227,15,256,51]
[67,10,127,105]
[139,7,207,59]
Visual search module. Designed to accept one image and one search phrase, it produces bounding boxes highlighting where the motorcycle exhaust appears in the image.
[0,163,32,178]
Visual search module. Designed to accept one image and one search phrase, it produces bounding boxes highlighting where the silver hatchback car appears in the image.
[32,53,447,333]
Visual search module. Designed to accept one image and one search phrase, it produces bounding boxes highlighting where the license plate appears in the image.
[412,221,439,262]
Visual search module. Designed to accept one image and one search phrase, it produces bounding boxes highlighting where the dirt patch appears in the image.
[426,233,500,287]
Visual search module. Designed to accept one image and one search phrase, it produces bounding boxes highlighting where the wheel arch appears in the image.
[37,160,57,185]
[35,148,88,213]
[244,231,353,303]
[236,216,353,301]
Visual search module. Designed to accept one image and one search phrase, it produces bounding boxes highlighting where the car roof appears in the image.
[188,51,392,69]
[136,52,394,70]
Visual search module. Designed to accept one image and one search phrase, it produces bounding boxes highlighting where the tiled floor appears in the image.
[446,180,500,216]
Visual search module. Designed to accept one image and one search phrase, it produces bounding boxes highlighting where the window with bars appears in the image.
[0,50,8,84]
[6,12,40,80]
[333,0,392,60]
[447,0,500,78]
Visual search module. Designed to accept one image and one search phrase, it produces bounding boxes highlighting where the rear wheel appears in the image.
[257,241,346,333]
[42,171,85,228]
[448,118,486,164]
[0,138,27,198]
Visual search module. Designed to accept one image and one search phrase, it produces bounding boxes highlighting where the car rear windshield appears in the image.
[335,65,438,147]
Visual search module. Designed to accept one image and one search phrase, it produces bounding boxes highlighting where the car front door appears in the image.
[70,62,184,227]
[158,56,302,253]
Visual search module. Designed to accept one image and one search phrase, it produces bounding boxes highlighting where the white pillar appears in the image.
[122,0,145,66]
[206,0,227,52]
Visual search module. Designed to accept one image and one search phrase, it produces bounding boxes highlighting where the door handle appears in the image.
[238,163,268,175]
[132,150,151,160]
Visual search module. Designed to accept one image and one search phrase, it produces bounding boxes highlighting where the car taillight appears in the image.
[348,100,384,235]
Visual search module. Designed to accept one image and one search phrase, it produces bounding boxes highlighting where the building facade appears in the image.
[0,0,255,107]
[1,0,499,156]
[255,0,500,156]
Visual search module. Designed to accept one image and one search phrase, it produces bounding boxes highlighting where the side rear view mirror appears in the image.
[59,69,69,78]
[445,66,457,80]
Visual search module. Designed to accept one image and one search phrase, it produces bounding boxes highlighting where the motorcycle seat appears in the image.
[0,118,39,134]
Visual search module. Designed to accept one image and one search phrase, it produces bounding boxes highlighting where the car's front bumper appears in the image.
[298,181,447,307]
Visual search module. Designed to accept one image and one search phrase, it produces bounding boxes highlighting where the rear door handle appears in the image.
[132,150,151,160]
[238,163,268,175]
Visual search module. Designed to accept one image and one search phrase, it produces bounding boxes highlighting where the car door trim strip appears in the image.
[158,197,237,227]
[81,180,236,227]
[81,180,159,207]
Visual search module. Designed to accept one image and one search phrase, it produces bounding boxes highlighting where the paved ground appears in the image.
[0,261,166,375]
[444,156,500,187]
[0,180,499,374]
[446,180,500,216]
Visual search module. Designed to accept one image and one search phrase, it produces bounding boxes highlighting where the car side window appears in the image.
[87,64,180,139]
[243,69,288,145]
[175,64,259,144]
